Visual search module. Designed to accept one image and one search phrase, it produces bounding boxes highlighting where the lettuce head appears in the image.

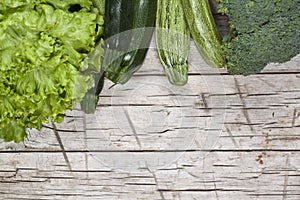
[0,0,104,142]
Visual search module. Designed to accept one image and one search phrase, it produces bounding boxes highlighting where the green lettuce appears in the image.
[0,0,104,142]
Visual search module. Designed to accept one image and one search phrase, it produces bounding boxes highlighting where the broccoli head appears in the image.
[217,0,300,75]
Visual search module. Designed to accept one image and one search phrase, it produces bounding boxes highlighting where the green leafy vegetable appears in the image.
[217,0,300,75]
[0,0,104,142]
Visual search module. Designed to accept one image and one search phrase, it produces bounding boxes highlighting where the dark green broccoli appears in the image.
[217,0,300,75]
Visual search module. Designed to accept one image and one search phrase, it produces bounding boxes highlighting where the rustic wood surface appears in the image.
[1,3,300,199]
[0,41,299,200]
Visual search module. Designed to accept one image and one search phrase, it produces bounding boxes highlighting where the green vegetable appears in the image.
[0,0,105,142]
[217,0,300,75]
[80,40,105,114]
[80,71,105,114]
[156,0,190,86]
[103,0,157,84]
[80,0,106,114]
[182,0,225,68]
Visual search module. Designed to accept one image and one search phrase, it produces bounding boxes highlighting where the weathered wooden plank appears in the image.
[0,152,299,200]
[1,72,299,152]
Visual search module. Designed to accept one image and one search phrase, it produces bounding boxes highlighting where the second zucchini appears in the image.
[181,0,225,68]
[156,0,190,86]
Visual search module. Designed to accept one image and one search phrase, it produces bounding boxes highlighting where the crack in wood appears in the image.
[158,188,254,192]
[267,136,300,142]
[51,122,72,171]
[234,78,256,136]
[246,93,279,97]
[282,154,290,200]
[148,94,198,97]
[212,175,220,200]
[149,129,174,134]
[83,114,89,180]
[263,125,300,129]
[123,108,142,149]
[125,182,156,186]
[225,126,239,149]
[97,103,157,107]
[42,124,83,133]
[1,169,18,179]
[201,93,209,110]
[146,167,166,200]
[1,149,300,153]
[213,164,238,167]
[292,108,297,127]
[257,77,278,90]
[225,121,272,125]
[185,115,213,118]
[53,169,112,173]
[194,139,203,150]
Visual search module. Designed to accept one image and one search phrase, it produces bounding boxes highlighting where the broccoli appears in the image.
[217,0,300,75]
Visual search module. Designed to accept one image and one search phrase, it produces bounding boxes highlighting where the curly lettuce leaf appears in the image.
[0,1,104,142]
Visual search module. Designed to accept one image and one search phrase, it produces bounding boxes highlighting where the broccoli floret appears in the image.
[217,0,300,75]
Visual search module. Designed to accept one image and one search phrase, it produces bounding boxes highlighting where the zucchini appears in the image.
[103,0,157,84]
[80,40,105,114]
[80,0,106,114]
[104,0,133,50]
[80,72,105,114]
[156,0,190,86]
[181,0,225,68]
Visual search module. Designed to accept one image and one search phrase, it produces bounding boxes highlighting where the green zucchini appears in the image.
[80,0,106,114]
[80,72,105,114]
[103,0,134,50]
[181,0,225,68]
[80,40,105,114]
[103,0,157,84]
[156,0,190,86]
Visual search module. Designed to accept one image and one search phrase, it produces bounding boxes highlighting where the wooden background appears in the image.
[1,3,300,200]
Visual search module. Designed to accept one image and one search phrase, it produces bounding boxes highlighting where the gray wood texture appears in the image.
[1,3,300,199]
